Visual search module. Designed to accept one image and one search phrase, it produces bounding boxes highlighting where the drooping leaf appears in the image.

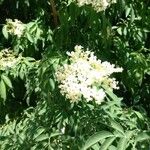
[26,32,34,43]
[110,120,124,135]
[49,78,55,91]
[0,79,6,100]
[117,27,122,35]
[81,131,114,150]
[35,134,49,142]
[117,137,128,150]
[100,137,116,150]
[125,7,131,17]
[117,131,134,150]
[50,132,62,138]
[103,85,122,102]
[91,143,100,150]
[135,132,150,142]
[130,7,135,23]
[2,26,9,39]
[1,75,12,88]
[33,128,45,140]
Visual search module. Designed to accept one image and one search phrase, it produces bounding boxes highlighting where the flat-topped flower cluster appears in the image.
[55,45,123,104]
[0,49,22,69]
[76,0,116,12]
[5,19,25,37]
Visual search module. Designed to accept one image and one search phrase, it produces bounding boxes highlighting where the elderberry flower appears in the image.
[76,0,116,12]
[55,45,123,104]
[5,19,25,37]
[0,49,21,69]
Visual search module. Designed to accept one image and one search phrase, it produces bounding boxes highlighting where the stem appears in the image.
[50,0,58,26]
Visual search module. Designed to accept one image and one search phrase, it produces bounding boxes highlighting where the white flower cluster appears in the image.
[55,45,123,104]
[5,19,25,37]
[0,49,21,69]
[76,0,116,12]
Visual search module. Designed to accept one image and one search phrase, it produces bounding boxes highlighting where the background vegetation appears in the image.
[0,0,150,149]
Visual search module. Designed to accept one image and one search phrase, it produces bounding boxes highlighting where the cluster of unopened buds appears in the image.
[5,19,25,38]
[55,45,123,104]
[76,0,116,12]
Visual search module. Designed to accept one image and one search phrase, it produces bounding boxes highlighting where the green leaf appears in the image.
[91,143,100,150]
[26,32,34,43]
[1,75,12,88]
[103,86,122,102]
[33,128,45,140]
[117,27,122,35]
[130,7,135,23]
[135,132,150,142]
[108,145,117,150]
[49,78,55,91]
[110,120,124,135]
[50,132,62,138]
[28,23,37,33]
[100,137,116,150]
[117,137,127,150]
[81,131,114,150]
[134,111,144,121]
[123,27,127,36]
[35,134,49,142]
[36,28,42,39]
[19,70,24,80]
[0,79,6,100]
[125,7,131,17]
[117,131,134,150]
[2,26,9,39]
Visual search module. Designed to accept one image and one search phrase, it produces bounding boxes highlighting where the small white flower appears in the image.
[76,0,116,12]
[55,45,123,104]
[5,19,25,37]
[94,89,106,104]
[102,0,109,7]
[0,50,21,69]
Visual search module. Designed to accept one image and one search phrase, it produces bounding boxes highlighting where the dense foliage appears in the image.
[0,0,150,149]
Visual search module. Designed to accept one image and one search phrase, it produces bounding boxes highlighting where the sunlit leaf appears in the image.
[49,78,55,91]
[125,7,131,17]
[100,137,116,150]
[135,132,150,142]
[26,32,34,43]
[110,120,124,135]
[0,79,6,100]
[35,134,49,142]
[2,26,8,39]
[81,131,114,150]
[1,75,12,88]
